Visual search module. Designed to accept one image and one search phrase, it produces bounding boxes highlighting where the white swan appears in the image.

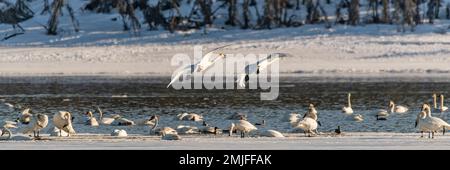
[177,113,203,121]
[1,121,17,140]
[257,130,285,138]
[161,132,182,140]
[285,113,301,127]
[96,107,119,125]
[167,45,230,88]
[353,114,364,122]
[135,115,159,126]
[417,104,450,138]
[112,115,135,126]
[176,125,200,134]
[228,120,258,138]
[415,104,431,138]
[440,94,449,112]
[389,101,408,113]
[376,109,389,117]
[342,93,354,115]
[111,129,128,137]
[48,127,69,137]
[303,104,318,120]
[2,121,17,129]
[237,53,289,88]
[22,113,49,138]
[17,108,32,124]
[53,111,76,136]
[294,111,319,137]
[84,111,99,127]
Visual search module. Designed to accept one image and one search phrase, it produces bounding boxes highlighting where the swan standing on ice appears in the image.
[415,104,431,138]
[167,45,230,88]
[22,113,49,138]
[389,101,408,113]
[177,113,203,121]
[342,93,354,115]
[303,104,321,126]
[111,129,128,137]
[228,120,258,138]
[440,94,448,112]
[1,121,18,140]
[416,104,450,138]
[294,111,319,137]
[237,53,289,88]
[53,111,76,137]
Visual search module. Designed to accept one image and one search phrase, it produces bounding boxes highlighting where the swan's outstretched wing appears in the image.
[257,53,288,72]
[194,45,232,72]
[205,44,233,54]
[167,64,195,88]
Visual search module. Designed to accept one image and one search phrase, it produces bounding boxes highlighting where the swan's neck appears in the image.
[310,113,318,121]
[426,111,432,118]
[347,94,352,108]
[389,104,395,113]
[434,95,438,109]
[441,95,445,109]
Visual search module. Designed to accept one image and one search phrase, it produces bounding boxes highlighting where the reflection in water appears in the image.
[0,76,448,133]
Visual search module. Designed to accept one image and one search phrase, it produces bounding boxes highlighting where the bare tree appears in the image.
[47,0,80,35]
[368,0,379,23]
[225,0,237,26]
[349,0,359,25]
[0,0,34,40]
[242,0,251,29]
[382,0,390,23]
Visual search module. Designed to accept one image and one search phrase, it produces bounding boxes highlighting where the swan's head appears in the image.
[309,104,315,108]
[389,101,395,107]
[219,53,225,58]
[85,111,94,118]
[238,115,247,120]
[421,103,430,111]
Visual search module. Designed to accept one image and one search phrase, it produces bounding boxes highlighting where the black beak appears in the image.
[317,120,322,126]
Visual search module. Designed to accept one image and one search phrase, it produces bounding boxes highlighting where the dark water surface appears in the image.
[0,76,449,133]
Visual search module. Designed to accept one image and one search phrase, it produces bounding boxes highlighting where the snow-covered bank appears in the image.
[1,28,450,76]
[2,0,450,76]
[1,133,449,150]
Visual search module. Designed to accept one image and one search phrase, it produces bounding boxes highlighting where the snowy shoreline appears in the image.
[1,132,449,150]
